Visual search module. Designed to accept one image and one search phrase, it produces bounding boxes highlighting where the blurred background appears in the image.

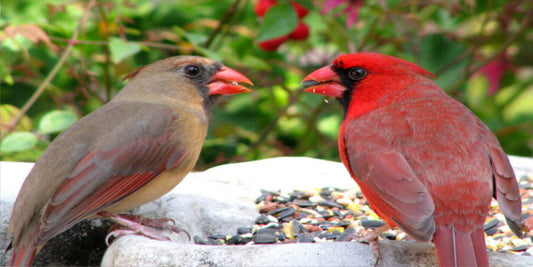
[1,0,532,170]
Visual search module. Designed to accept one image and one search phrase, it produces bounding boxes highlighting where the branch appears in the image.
[96,4,112,102]
[2,0,97,139]
[50,37,189,51]
[241,86,304,156]
[446,13,531,95]
[203,0,242,49]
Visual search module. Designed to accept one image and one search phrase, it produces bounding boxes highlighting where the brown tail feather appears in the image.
[8,245,37,267]
[7,218,41,267]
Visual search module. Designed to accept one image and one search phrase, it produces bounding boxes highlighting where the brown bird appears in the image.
[7,56,252,266]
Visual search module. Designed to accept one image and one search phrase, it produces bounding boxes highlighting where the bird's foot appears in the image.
[99,211,190,245]
[358,224,390,267]
[104,229,161,246]
[115,213,190,238]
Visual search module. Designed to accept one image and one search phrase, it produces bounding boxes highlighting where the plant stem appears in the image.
[294,99,326,155]
[243,87,304,156]
[50,37,187,51]
[96,3,112,102]
[204,0,242,49]
[446,14,530,95]
[2,0,96,139]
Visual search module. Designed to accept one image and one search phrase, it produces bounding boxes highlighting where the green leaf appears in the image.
[0,104,32,134]
[173,26,220,60]
[278,116,306,137]
[108,37,142,63]
[419,34,467,90]
[0,59,14,85]
[500,83,533,121]
[272,85,289,106]
[317,114,341,139]
[256,3,298,42]
[38,110,77,134]
[513,40,533,66]
[0,131,38,153]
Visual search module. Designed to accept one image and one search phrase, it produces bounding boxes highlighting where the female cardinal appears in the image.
[302,52,523,266]
[7,56,252,266]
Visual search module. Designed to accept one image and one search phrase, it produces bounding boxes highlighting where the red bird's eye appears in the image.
[184,65,200,76]
[348,67,367,81]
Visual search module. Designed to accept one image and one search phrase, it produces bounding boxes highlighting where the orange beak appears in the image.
[301,65,345,98]
[208,66,253,95]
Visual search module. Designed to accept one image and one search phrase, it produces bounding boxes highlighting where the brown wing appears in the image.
[36,103,187,244]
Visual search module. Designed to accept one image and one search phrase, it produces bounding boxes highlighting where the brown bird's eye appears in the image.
[348,67,367,81]
[184,65,200,76]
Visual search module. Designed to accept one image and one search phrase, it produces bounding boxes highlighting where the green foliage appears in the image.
[0,131,38,153]
[38,110,77,134]
[1,0,532,166]
[256,3,298,41]
[419,34,468,90]
[108,37,142,63]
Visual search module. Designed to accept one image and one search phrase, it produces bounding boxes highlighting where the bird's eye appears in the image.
[184,65,200,77]
[348,67,367,81]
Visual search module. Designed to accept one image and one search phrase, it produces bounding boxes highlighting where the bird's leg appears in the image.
[118,214,191,240]
[359,224,390,266]
[98,211,190,245]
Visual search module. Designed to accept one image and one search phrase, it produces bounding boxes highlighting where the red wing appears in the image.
[38,125,186,244]
[358,150,435,241]
[340,124,435,241]
[488,144,523,237]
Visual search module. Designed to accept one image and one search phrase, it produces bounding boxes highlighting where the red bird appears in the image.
[302,53,523,266]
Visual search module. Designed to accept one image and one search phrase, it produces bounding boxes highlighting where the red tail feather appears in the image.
[433,226,489,267]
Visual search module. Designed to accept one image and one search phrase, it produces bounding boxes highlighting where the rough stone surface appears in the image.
[101,235,376,267]
[1,156,532,266]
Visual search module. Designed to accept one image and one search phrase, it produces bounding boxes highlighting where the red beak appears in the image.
[208,66,253,95]
[301,65,345,98]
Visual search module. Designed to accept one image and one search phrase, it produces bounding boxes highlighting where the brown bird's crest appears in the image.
[121,66,146,82]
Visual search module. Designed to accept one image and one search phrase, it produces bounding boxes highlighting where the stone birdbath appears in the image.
[1,156,532,266]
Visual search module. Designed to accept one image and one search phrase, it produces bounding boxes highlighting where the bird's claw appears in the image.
[105,225,171,245]
[356,224,390,266]
[119,215,190,240]
[99,211,190,244]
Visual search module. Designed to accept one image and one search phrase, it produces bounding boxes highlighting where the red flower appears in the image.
[255,0,277,17]
[322,0,364,27]
[479,53,511,95]
[258,35,290,51]
[289,22,310,40]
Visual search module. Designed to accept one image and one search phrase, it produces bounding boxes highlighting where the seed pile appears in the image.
[194,173,533,256]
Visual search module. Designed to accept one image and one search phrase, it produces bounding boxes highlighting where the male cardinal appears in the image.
[302,52,523,266]
[7,56,252,266]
